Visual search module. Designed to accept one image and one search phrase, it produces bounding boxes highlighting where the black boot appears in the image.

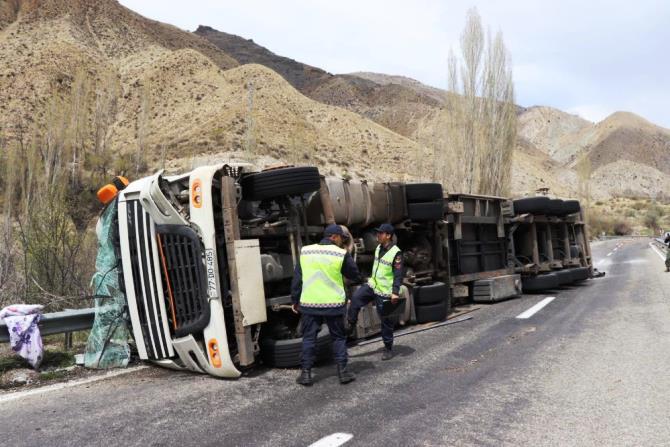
[381,346,393,361]
[337,364,355,384]
[296,369,313,386]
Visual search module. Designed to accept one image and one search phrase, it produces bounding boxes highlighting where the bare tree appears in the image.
[0,77,98,308]
[68,69,91,184]
[444,8,517,195]
[244,81,256,157]
[136,80,152,175]
[93,70,119,156]
[576,153,592,223]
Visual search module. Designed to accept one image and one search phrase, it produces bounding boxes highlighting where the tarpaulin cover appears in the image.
[84,200,131,369]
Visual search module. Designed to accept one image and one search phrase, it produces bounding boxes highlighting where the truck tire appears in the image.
[260,325,331,368]
[521,272,559,292]
[513,196,550,215]
[555,269,574,286]
[413,282,448,305]
[562,200,581,215]
[570,267,590,282]
[241,167,321,201]
[387,182,408,223]
[547,199,565,216]
[415,302,447,324]
[408,202,444,221]
[405,183,443,202]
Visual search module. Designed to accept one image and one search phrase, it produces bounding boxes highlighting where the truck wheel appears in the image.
[405,183,443,202]
[521,273,559,292]
[547,199,565,216]
[570,267,590,282]
[241,166,321,201]
[561,200,581,215]
[415,302,447,324]
[387,182,408,223]
[413,282,448,305]
[260,325,331,368]
[555,269,574,286]
[513,196,550,215]
[408,202,444,221]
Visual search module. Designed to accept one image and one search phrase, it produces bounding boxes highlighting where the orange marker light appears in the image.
[192,179,203,208]
[208,339,222,368]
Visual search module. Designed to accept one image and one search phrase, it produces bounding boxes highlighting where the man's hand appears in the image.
[390,293,399,304]
[291,303,300,314]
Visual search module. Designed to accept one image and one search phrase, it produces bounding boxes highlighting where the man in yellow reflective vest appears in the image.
[347,223,404,361]
[291,224,362,386]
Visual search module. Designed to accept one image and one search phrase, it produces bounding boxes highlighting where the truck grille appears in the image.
[125,200,173,360]
[155,227,211,338]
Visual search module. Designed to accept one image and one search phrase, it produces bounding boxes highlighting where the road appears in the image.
[2,239,669,446]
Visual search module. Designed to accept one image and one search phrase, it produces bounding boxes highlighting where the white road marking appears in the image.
[606,252,613,257]
[516,297,555,319]
[309,433,354,447]
[0,365,149,404]
[649,242,667,261]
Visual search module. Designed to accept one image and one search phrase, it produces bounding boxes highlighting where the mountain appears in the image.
[0,0,237,129]
[517,107,670,198]
[193,25,330,94]
[197,25,670,199]
[0,0,433,183]
[2,2,668,202]
[194,25,446,142]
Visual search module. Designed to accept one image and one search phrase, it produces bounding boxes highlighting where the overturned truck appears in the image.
[114,164,593,378]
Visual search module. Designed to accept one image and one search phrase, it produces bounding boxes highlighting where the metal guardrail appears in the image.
[0,308,95,343]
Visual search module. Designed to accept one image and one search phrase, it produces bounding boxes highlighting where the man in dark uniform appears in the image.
[291,224,362,386]
[664,232,670,272]
[347,223,404,361]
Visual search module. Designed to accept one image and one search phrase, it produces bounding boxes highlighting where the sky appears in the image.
[119,0,670,128]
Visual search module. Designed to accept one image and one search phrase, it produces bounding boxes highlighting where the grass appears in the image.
[587,197,670,236]
[39,369,70,381]
[0,350,75,374]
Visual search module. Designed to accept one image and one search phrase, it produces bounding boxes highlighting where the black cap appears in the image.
[374,223,395,234]
[324,224,345,237]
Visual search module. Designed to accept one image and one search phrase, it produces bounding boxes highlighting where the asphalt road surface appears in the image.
[2,238,669,446]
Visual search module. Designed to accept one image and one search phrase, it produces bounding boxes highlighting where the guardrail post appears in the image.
[64,332,73,350]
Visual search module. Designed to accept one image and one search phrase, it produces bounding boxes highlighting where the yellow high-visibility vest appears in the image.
[299,244,347,307]
[368,245,401,297]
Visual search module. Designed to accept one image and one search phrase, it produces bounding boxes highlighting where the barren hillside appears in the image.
[517,107,670,198]
[0,0,436,184]
[350,71,449,104]
[3,2,668,202]
[195,25,445,141]
[194,25,330,93]
[0,0,237,128]
[517,106,592,162]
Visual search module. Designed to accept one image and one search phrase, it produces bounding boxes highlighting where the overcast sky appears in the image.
[120,0,670,128]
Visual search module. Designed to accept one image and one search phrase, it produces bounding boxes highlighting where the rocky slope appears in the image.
[195,25,446,143]
[2,2,668,201]
[0,0,432,183]
[517,107,670,198]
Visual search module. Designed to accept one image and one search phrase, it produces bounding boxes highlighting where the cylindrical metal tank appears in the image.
[345,180,370,227]
[325,178,349,224]
[369,182,390,224]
